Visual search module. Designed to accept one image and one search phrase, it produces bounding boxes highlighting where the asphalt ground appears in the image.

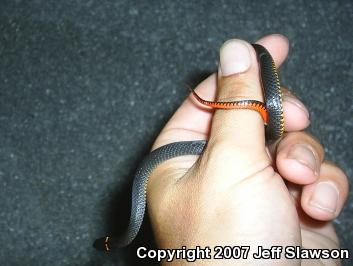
[0,1,352,265]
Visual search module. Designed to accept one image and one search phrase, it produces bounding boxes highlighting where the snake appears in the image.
[93,43,284,251]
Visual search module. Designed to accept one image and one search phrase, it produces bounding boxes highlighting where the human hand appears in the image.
[147,34,349,265]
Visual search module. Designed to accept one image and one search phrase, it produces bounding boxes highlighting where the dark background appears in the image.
[0,0,352,265]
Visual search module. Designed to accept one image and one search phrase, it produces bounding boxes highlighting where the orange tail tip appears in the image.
[93,236,110,251]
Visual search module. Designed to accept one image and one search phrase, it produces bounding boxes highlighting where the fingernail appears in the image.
[287,144,318,175]
[220,39,251,76]
[282,90,310,119]
[310,182,339,213]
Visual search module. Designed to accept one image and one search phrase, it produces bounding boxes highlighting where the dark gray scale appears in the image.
[94,141,206,250]
[252,44,284,141]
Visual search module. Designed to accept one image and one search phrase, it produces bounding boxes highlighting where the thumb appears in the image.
[207,39,273,174]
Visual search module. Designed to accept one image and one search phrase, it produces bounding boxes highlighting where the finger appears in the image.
[152,34,290,150]
[276,131,324,184]
[301,162,349,220]
[256,34,289,65]
[206,38,281,165]
[286,183,339,244]
[281,87,310,132]
[152,73,216,151]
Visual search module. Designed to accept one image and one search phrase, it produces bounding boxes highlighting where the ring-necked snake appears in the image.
[93,43,284,251]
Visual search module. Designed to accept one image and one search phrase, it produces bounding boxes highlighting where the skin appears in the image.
[145,34,349,265]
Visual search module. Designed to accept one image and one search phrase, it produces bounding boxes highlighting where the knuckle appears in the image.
[218,75,262,102]
[201,137,266,173]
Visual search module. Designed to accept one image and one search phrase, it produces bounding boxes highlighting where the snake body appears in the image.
[94,43,284,251]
